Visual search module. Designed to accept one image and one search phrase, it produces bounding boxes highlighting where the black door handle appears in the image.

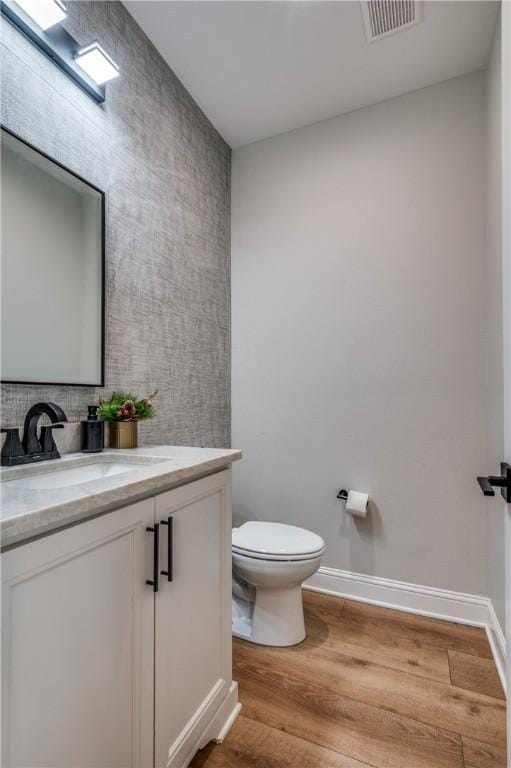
[477,463,511,502]
[477,476,495,496]
[160,516,173,582]
[146,524,159,592]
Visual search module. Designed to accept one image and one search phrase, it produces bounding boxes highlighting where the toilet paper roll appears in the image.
[345,490,369,518]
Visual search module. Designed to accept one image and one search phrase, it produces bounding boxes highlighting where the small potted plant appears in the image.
[97,391,157,449]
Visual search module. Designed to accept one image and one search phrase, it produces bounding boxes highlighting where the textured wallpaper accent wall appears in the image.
[0,1,231,447]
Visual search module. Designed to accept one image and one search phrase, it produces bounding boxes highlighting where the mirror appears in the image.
[1,127,104,386]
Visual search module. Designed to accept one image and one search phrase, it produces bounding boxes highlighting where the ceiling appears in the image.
[125,1,499,148]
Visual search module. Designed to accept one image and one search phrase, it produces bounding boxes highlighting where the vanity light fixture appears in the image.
[0,0,119,103]
[75,41,119,85]
[13,0,66,30]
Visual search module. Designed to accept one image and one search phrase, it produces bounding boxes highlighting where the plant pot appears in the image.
[109,420,138,449]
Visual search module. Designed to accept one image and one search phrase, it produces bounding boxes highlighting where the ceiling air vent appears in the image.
[361,1,423,42]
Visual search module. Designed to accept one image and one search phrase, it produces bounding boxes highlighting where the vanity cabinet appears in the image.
[154,477,232,768]
[1,470,236,768]
[1,497,155,768]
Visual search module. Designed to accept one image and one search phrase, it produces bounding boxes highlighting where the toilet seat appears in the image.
[232,521,325,562]
[232,547,323,562]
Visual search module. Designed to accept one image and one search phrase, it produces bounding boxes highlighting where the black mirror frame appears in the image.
[1,124,106,388]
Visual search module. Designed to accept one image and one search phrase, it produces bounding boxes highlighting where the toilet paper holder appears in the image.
[337,488,369,518]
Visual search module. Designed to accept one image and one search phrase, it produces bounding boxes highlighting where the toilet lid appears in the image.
[232,522,325,559]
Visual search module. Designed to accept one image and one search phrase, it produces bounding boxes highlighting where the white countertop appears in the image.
[0,446,241,549]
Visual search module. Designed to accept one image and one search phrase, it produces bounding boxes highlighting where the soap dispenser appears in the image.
[81,406,104,453]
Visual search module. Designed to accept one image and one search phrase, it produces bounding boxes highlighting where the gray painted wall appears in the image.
[1,1,231,447]
[232,74,488,597]
[485,17,506,630]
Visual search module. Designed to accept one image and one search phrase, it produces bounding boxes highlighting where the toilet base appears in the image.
[232,615,253,641]
[232,592,254,641]
[232,586,306,647]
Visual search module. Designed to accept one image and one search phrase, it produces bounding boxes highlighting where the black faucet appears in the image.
[1,402,68,467]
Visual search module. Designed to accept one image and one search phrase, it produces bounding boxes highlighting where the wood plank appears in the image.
[233,647,464,768]
[215,593,506,768]
[303,589,345,623]
[448,650,505,700]
[189,714,372,768]
[462,736,507,768]
[303,592,451,683]
[340,599,492,658]
[234,637,506,747]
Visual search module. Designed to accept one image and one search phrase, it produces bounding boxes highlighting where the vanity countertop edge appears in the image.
[0,445,242,549]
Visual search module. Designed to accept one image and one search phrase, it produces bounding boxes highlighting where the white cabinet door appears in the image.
[2,499,155,768]
[154,470,232,768]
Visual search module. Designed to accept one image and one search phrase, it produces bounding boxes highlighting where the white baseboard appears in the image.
[486,601,507,695]
[305,566,507,694]
[170,679,240,768]
[214,687,242,743]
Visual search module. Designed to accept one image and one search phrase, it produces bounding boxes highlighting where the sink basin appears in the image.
[3,459,165,491]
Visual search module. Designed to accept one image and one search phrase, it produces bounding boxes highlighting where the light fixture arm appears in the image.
[1,0,106,103]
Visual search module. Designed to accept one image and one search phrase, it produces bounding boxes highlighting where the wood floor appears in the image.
[190,590,506,768]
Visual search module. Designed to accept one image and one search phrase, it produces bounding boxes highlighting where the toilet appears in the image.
[232,521,325,647]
